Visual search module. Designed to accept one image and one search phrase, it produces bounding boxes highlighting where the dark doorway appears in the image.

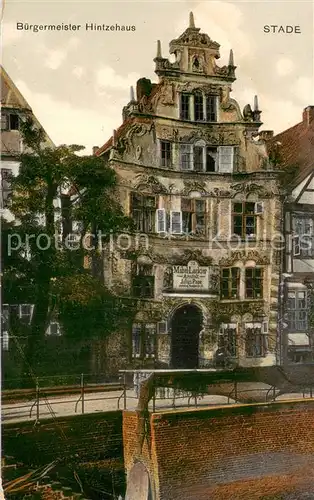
[171,304,202,369]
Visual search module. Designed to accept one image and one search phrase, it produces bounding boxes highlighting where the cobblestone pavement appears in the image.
[2,388,309,423]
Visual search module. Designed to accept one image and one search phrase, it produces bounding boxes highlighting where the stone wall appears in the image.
[123,401,314,499]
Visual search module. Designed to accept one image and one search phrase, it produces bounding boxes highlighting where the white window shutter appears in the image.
[170,211,182,234]
[156,208,166,233]
[254,201,264,214]
[218,146,234,173]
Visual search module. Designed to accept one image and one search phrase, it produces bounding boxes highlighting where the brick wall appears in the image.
[123,401,314,500]
[3,411,123,466]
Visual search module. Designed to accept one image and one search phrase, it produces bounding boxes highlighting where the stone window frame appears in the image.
[245,267,264,299]
[220,267,240,299]
[179,91,218,122]
[218,323,238,357]
[130,192,157,233]
[245,322,268,358]
[179,141,233,173]
[131,322,156,359]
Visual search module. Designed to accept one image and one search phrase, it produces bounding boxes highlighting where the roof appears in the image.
[269,107,314,188]
[0,65,55,149]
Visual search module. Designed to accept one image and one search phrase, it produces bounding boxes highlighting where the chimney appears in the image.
[92,146,99,155]
[303,106,314,127]
[259,130,274,141]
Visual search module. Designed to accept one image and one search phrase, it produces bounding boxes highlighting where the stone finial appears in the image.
[156,40,162,58]
[254,95,259,111]
[228,49,234,66]
[189,11,195,28]
[130,85,135,102]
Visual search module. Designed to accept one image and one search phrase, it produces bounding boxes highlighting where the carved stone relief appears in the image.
[133,174,167,194]
[219,250,270,266]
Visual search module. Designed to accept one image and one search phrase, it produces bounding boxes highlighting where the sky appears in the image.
[2,0,314,153]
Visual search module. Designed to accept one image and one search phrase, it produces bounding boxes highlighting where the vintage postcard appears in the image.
[1,0,314,498]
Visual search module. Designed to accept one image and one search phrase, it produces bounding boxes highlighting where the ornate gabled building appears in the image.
[271,106,314,364]
[96,13,282,371]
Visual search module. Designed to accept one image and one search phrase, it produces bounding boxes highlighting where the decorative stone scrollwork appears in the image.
[208,188,231,198]
[134,174,167,194]
[219,250,270,266]
[170,249,213,266]
[231,182,272,198]
[182,180,208,196]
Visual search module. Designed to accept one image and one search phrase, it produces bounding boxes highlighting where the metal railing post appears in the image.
[152,373,156,413]
[36,377,40,421]
[81,373,85,414]
[123,372,127,410]
[234,380,238,402]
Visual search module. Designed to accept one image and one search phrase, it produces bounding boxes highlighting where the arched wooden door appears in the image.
[170,304,202,369]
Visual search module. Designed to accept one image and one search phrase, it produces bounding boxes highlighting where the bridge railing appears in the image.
[118,369,314,412]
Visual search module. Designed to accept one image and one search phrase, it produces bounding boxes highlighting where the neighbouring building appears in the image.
[95,13,283,372]
[272,106,314,364]
[0,66,65,377]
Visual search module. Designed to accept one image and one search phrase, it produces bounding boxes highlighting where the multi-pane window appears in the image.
[179,93,217,122]
[232,202,256,238]
[194,92,204,121]
[293,217,314,257]
[1,168,13,207]
[160,141,172,167]
[179,144,192,170]
[287,291,308,331]
[218,324,237,357]
[220,268,240,299]
[132,265,155,298]
[181,198,206,235]
[132,323,156,358]
[245,323,267,357]
[180,144,232,172]
[245,268,263,299]
[0,113,19,130]
[206,95,217,121]
[1,113,9,130]
[180,94,190,120]
[130,193,156,232]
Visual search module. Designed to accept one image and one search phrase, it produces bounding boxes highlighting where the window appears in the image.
[130,193,156,232]
[10,114,19,130]
[180,94,190,120]
[206,95,217,121]
[287,291,308,331]
[132,265,155,298]
[179,144,192,170]
[232,202,256,238]
[245,323,267,357]
[245,268,263,299]
[220,268,240,299]
[181,198,206,235]
[180,144,232,172]
[1,168,13,207]
[218,324,237,357]
[194,92,204,121]
[179,93,217,122]
[293,217,314,257]
[20,304,33,324]
[132,323,156,358]
[46,322,61,336]
[1,113,9,131]
[160,141,172,167]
